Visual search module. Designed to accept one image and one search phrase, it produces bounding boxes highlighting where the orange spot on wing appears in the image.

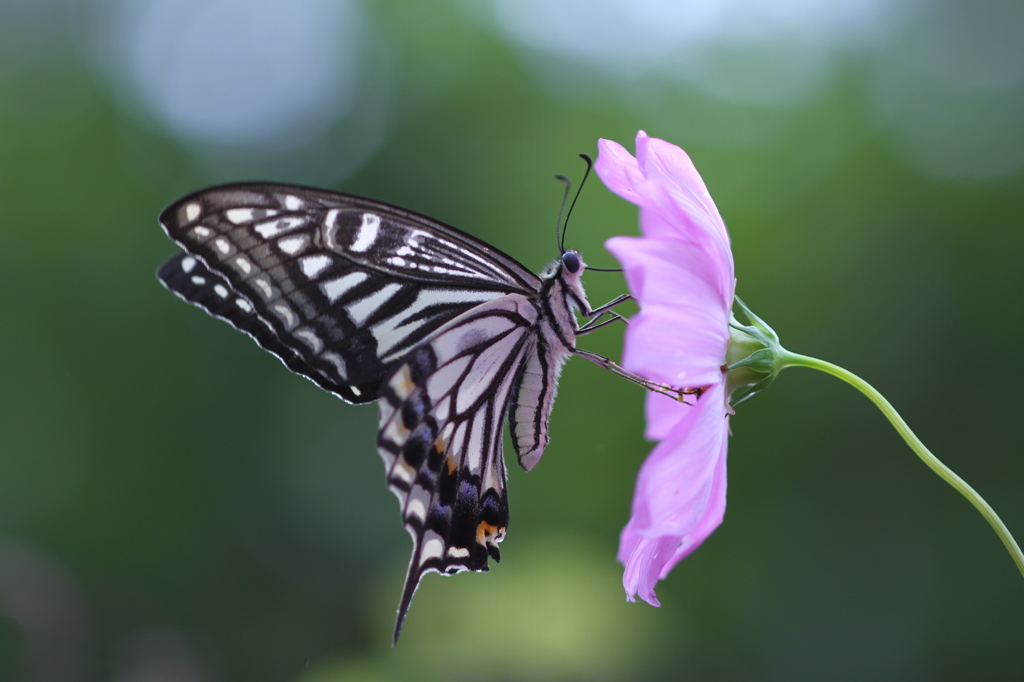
[476,522,505,546]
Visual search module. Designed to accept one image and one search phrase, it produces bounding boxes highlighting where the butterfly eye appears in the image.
[561,251,581,274]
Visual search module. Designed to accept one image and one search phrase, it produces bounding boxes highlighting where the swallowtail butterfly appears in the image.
[156,182,680,641]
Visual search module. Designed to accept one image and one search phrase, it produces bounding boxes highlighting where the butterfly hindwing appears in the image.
[158,183,541,403]
[376,294,540,641]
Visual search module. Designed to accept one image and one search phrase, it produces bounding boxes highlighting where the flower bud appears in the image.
[725,297,784,405]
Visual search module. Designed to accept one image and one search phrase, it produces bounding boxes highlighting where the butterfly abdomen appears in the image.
[507,260,582,471]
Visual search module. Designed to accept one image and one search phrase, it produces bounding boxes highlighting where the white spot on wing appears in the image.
[181,256,197,273]
[421,534,444,561]
[294,328,323,353]
[406,485,430,523]
[383,413,409,448]
[215,237,231,254]
[351,387,362,397]
[321,272,367,303]
[433,265,478,276]
[236,298,253,313]
[284,195,303,210]
[346,283,402,324]
[350,213,381,252]
[388,365,415,400]
[272,303,297,329]
[406,497,426,522]
[321,351,347,379]
[185,203,201,221]
[324,209,339,227]
[253,277,274,300]
[191,275,206,286]
[225,208,253,224]
[391,458,415,485]
[300,254,331,279]
[447,546,470,559]
[320,209,342,247]
[278,235,308,255]
[255,216,305,238]
[214,284,229,298]
[234,256,252,274]
[193,226,211,238]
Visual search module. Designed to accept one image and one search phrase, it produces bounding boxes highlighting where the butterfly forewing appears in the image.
[158,183,540,403]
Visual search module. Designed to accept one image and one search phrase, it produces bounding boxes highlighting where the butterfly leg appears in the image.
[576,311,628,336]
[584,293,632,318]
[571,348,698,403]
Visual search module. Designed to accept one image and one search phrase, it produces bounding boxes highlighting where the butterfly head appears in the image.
[547,248,589,314]
[544,248,587,281]
[560,250,582,274]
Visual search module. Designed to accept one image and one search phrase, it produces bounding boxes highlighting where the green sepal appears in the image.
[725,296,785,406]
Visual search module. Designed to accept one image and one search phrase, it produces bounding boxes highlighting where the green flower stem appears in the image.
[779,350,1024,579]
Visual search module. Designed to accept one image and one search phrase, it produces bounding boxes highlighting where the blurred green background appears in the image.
[2,0,1023,680]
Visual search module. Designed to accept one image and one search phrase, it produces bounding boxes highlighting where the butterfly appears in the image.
[156,180,684,641]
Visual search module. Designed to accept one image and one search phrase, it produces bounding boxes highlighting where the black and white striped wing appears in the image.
[376,294,540,641]
[158,252,331,385]
[157,183,541,403]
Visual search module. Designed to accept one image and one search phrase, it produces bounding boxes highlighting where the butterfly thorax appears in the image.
[537,249,590,349]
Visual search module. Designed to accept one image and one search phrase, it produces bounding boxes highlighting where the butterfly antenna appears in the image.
[560,153,593,253]
[557,154,622,272]
[554,174,571,254]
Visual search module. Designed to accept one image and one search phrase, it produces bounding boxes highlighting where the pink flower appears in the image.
[597,131,735,606]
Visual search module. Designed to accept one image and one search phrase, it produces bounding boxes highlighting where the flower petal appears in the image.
[639,203,734,305]
[595,136,647,200]
[618,533,679,606]
[644,390,689,441]
[660,424,728,578]
[617,381,730,605]
[626,382,729,537]
[606,236,730,387]
[638,135,730,250]
[597,132,735,300]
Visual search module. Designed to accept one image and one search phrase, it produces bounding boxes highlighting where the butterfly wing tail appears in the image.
[393,542,426,645]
